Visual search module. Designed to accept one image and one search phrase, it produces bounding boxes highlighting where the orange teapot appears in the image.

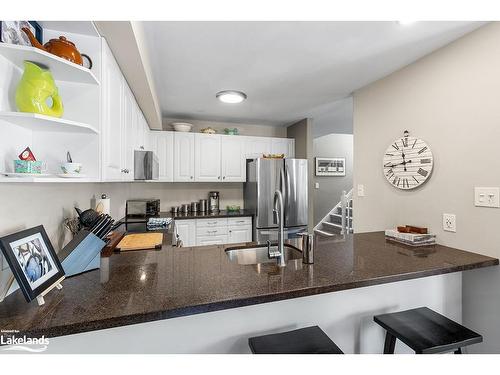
[21,27,92,69]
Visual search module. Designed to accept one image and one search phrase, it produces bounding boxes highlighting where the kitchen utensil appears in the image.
[191,202,199,212]
[181,204,190,213]
[299,232,314,264]
[22,27,93,68]
[199,199,208,212]
[61,162,82,174]
[171,122,193,132]
[209,192,220,212]
[117,233,163,252]
[16,61,63,118]
[75,207,100,229]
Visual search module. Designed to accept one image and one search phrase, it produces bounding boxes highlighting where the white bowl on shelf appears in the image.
[171,122,193,132]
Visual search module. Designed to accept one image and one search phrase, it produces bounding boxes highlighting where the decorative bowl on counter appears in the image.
[171,122,193,132]
[200,127,216,134]
[224,128,239,135]
[226,205,241,212]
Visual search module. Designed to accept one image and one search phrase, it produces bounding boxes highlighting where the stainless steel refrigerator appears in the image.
[244,158,308,242]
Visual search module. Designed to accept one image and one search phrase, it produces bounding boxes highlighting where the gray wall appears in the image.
[353,23,500,353]
[313,134,353,224]
[287,118,314,231]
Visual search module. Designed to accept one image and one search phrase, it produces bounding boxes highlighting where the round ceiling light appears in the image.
[216,90,247,104]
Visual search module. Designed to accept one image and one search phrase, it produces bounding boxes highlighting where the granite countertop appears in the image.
[0,231,497,340]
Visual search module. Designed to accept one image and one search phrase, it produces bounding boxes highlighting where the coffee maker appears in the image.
[208,191,220,212]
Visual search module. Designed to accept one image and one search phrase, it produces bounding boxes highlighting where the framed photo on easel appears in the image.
[0,225,65,304]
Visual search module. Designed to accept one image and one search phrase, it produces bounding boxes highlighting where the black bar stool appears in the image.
[374,307,482,354]
[248,326,343,354]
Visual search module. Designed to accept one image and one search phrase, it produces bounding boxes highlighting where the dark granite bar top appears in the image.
[0,232,497,341]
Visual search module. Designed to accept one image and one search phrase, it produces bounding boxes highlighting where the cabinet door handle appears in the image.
[218,176,221,180]
[223,176,226,180]
[190,176,193,179]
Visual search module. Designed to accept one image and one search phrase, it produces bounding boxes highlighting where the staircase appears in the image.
[314,189,353,237]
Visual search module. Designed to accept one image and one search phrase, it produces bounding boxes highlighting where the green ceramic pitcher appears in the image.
[15,61,64,118]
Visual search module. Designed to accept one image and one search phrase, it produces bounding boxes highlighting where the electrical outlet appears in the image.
[443,213,456,232]
[315,182,319,189]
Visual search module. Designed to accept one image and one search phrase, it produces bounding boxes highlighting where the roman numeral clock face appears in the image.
[383,135,433,190]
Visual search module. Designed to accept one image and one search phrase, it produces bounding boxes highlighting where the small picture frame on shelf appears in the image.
[0,21,43,46]
[315,157,346,177]
[0,225,65,303]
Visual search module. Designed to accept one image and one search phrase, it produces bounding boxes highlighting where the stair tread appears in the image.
[314,228,339,237]
[323,221,342,228]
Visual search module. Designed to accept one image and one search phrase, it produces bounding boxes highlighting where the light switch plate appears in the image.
[474,187,500,208]
[357,184,365,197]
[443,213,456,232]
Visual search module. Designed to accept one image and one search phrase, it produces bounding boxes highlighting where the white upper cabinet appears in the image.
[174,132,195,182]
[155,131,174,182]
[195,134,222,182]
[244,136,272,158]
[101,40,125,181]
[271,137,295,158]
[221,135,246,182]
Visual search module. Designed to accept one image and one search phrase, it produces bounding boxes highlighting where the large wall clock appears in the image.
[383,130,433,190]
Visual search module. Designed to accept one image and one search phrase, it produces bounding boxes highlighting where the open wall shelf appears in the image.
[0,43,99,85]
[0,112,99,134]
[0,176,100,183]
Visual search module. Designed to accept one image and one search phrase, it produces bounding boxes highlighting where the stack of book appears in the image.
[385,229,436,247]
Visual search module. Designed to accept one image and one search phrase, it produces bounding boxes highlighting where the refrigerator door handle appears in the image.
[284,163,290,219]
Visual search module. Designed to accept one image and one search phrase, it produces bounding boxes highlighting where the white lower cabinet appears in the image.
[174,219,196,247]
[174,216,252,247]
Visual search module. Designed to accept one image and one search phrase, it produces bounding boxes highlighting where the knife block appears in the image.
[58,230,105,277]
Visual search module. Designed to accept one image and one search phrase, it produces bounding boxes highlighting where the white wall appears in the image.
[44,273,461,354]
[353,23,500,353]
[313,134,353,224]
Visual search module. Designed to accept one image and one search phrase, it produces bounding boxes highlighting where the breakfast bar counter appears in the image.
[0,231,497,343]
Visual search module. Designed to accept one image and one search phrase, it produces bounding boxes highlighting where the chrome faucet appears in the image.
[267,189,286,267]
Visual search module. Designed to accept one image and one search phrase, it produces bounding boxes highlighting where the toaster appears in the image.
[126,199,160,217]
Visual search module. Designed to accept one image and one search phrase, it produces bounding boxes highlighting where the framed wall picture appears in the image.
[315,157,346,176]
[0,21,43,45]
[0,225,65,302]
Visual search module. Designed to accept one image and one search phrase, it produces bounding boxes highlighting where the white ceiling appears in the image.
[143,21,485,130]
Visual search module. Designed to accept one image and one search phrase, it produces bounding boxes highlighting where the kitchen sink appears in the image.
[225,244,302,265]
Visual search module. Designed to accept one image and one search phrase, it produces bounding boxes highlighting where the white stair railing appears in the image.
[314,188,353,234]
[340,189,353,235]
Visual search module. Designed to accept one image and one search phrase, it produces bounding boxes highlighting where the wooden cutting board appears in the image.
[117,233,163,251]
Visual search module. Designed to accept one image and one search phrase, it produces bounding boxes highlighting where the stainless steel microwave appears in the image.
[134,150,159,180]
